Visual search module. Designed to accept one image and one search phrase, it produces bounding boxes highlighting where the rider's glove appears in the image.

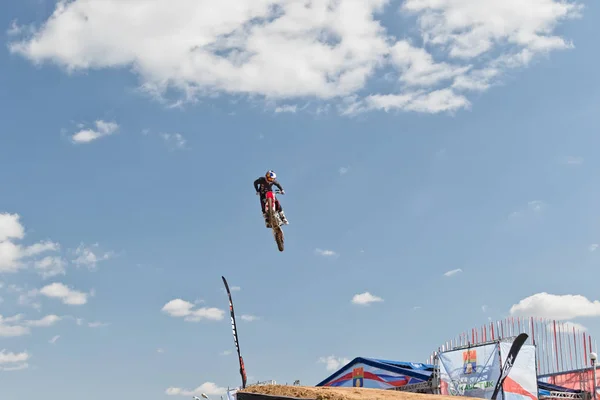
[280,190,285,194]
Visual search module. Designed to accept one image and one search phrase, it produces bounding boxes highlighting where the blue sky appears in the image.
[1,0,600,399]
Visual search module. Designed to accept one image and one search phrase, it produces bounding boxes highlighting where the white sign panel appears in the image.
[500,343,538,400]
[439,343,501,399]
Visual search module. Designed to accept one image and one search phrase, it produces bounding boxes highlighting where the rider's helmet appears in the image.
[265,170,276,183]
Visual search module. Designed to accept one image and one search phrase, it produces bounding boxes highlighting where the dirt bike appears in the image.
[264,189,285,252]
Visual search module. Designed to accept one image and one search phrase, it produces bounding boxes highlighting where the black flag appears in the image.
[222,276,247,389]
[491,333,529,400]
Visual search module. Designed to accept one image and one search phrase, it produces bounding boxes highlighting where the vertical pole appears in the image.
[539,318,550,374]
[539,318,543,374]
[574,326,579,370]
[559,322,565,372]
[568,323,574,371]
[497,341,505,400]
[585,332,589,367]
[546,319,552,374]
[531,317,540,372]
[497,321,501,339]
[554,320,560,371]
[593,357,597,400]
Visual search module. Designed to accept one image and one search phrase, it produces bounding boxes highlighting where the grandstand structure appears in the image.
[428,317,598,400]
[316,317,598,400]
[428,317,596,375]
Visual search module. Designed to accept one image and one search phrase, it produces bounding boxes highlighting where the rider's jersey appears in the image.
[254,176,283,194]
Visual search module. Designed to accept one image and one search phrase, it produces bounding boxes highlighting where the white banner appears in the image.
[227,388,239,400]
[500,343,538,400]
[439,343,501,399]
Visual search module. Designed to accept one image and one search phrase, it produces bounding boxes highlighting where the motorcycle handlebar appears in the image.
[256,190,284,195]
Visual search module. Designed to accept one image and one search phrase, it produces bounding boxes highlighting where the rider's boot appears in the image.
[279,210,289,225]
[263,212,271,228]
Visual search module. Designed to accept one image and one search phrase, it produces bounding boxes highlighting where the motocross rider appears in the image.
[254,170,289,228]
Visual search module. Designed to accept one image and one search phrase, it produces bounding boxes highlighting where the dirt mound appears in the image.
[240,385,467,400]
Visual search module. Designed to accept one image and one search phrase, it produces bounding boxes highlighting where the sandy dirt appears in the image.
[241,385,470,400]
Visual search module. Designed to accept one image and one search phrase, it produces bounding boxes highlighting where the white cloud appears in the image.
[165,382,227,396]
[339,166,350,175]
[7,0,582,115]
[220,350,232,356]
[39,282,89,305]
[17,288,41,310]
[34,256,67,278]
[72,243,113,270]
[0,213,62,274]
[161,299,224,322]
[0,323,29,337]
[2,314,24,323]
[1,362,29,371]
[315,248,338,257]
[0,350,30,371]
[510,292,600,319]
[6,20,32,37]
[70,120,119,144]
[563,156,584,165]
[240,314,259,322]
[528,200,545,212]
[274,105,297,113]
[0,213,25,242]
[589,244,598,252]
[0,314,61,337]
[553,321,587,332]
[509,200,547,219]
[351,291,383,305]
[21,240,60,257]
[482,305,488,312]
[452,68,500,92]
[25,315,61,327]
[390,40,469,87]
[160,133,188,150]
[157,348,165,353]
[444,268,463,277]
[0,350,29,364]
[402,0,581,58]
[348,88,470,115]
[318,355,350,371]
[49,335,60,344]
[87,321,109,328]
